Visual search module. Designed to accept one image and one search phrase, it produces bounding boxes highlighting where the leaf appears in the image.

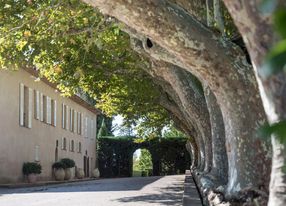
[274,9,286,38]
[259,120,286,144]
[261,39,286,77]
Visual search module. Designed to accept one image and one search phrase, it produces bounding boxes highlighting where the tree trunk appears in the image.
[131,37,213,173]
[213,0,225,34]
[204,86,228,185]
[83,0,271,196]
[222,1,286,205]
[158,86,205,170]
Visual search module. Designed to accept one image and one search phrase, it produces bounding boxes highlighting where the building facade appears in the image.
[0,69,99,183]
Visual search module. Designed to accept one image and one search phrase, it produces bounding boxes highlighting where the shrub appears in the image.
[60,158,75,168]
[52,161,66,170]
[22,162,42,175]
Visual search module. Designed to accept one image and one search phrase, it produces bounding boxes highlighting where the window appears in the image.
[62,104,69,130]
[84,116,88,138]
[65,105,69,130]
[77,112,82,135]
[71,140,74,152]
[51,99,57,126]
[40,93,44,121]
[34,90,40,120]
[46,96,52,124]
[91,117,97,140]
[78,142,82,153]
[62,137,67,150]
[69,108,73,132]
[42,95,47,122]
[73,110,77,133]
[19,84,32,128]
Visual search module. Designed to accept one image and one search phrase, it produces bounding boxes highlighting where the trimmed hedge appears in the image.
[97,136,190,178]
[22,162,42,175]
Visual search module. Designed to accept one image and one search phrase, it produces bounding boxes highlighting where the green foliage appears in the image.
[0,0,171,133]
[22,162,42,175]
[163,124,187,138]
[138,149,152,171]
[261,5,286,78]
[60,158,75,168]
[98,118,112,137]
[259,3,286,146]
[52,161,66,169]
[259,121,286,144]
[97,136,190,177]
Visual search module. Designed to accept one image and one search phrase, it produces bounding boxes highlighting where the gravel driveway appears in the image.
[0,175,185,206]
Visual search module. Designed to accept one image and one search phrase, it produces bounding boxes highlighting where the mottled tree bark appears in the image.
[222,1,286,205]
[130,37,213,173]
[204,86,228,186]
[82,0,270,196]
[157,75,206,171]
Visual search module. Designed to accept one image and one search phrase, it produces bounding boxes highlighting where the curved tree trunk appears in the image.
[83,0,271,196]
[221,1,285,205]
[158,84,205,170]
[204,86,228,186]
[130,37,213,173]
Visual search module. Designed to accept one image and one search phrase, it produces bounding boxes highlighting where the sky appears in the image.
[112,115,141,157]
[112,115,124,136]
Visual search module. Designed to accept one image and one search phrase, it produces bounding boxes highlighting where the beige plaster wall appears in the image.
[0,69,97,183]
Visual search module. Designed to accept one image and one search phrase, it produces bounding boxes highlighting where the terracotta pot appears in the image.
[64,168,72,180]
[27,173,37,183]
[76,168,85,179]
[54,168,65,181]
[91,168,100,178]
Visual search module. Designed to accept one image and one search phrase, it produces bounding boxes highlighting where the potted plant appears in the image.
[52,162,66,181]
[91,168,100,178]
[76,168,85,179]
[22,162,42,183]
[60,158,75,180]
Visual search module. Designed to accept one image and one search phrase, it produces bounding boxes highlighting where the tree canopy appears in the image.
[0,0,172,132]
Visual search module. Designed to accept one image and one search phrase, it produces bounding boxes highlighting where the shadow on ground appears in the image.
[114,182,189,206]
[0,176,163,195]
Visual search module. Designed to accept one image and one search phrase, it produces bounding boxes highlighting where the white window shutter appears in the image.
[53,100,57,126]
[66,105,69,130]
[61,137,64,149]
[91,119,94,139]
[62,104,65,129]
[85,117,88,138]
[94,116,97,138]
[73,110,77,133]
[69,108,73,131]
[40,93,44,121]
[28,88,33,128]
[19,83,24,126]
[35,145,39,161]
[81,113,83,135]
